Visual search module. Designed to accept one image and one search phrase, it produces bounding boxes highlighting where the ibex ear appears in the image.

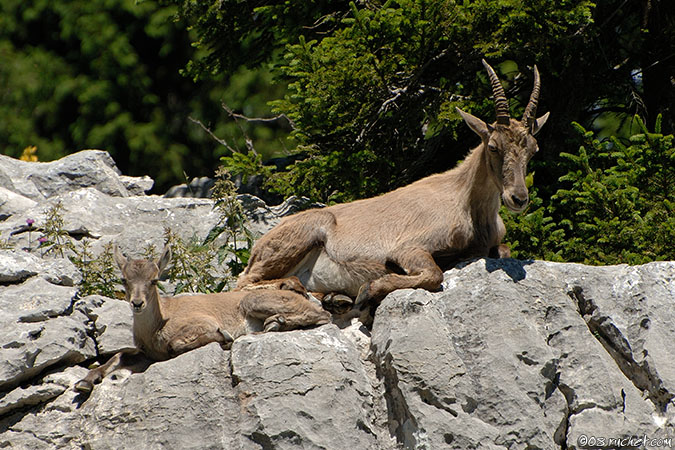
[531,112,550,136]
[113,245,127,271]
[157,244,172,274]
[456,107,490,141]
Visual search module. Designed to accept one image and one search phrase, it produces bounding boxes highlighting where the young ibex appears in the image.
[237,60,549,311]
[75,245,331,393]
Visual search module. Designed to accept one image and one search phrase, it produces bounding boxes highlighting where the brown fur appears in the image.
[74,246,330,394]
[237,62,549,307]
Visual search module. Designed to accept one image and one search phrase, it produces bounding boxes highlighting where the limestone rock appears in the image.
[230,325,384,449]
[0,150,140,201]
[371,259,675,449]
[75,295,135,356]
[0,187,37,221]
[119,175,154,195]
[0,277,93,391]
[0,250,81,286]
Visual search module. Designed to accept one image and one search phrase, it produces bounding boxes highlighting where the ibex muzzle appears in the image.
[457,60,549,212]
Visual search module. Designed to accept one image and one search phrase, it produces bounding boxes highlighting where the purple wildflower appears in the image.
[38,237,48,244]
[26,218,35,226]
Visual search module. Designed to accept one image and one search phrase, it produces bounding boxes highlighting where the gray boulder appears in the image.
[371,259,674,449]
[0,150,150,201]
[0,276,93,391]
[0,187,37,221]
[164,176,215,198]
[0,250,80,286]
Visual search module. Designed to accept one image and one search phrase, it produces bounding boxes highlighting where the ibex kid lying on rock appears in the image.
[75,245,331,393]
[237,60,549,312]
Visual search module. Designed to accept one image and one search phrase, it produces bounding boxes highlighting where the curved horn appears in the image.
[481,59,510,125]
[522,64,541,130]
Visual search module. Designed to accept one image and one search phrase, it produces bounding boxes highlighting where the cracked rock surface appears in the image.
[372,259,674,449]
[0,151,673,449]
[2,258,672,449]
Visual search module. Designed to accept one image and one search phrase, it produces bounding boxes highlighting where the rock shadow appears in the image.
[484,258,534,282]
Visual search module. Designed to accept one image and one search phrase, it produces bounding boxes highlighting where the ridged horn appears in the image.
[522,65,541,130]
[482,59,510,125]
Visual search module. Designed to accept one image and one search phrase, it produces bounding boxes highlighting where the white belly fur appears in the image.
[286,247,365,297]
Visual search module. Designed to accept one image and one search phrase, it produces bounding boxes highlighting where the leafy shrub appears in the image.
[71,241,121,298]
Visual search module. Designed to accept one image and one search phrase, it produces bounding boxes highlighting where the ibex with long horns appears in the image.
[237,60,549,311]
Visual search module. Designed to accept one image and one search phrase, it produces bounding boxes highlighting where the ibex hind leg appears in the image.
[236,210,336,288]
[356,247,443,305]
[167,320,231,356]
[240,291,332,331]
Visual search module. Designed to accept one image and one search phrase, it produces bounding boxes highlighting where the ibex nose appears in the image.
[131,299,144,312]
[511,194,528,208]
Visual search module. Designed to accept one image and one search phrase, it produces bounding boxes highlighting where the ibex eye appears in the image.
[488,145,498,153]
[151,279,159,285]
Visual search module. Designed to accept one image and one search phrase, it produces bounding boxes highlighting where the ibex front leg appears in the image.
[356,247,443,305]
[74,349,150,394]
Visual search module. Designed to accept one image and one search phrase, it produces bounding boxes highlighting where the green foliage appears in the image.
[149,167,258,294]
[205,167,255,276]
[0,0,234,192]
[39,201,73,258]
[162,228,224,294]
[198,66,296,163]
[500,179,565,262]
[219,149,272,187]
[170,0,598,202]
[71,241,122,298]
[266,0,585,201]
[168,0,346,79]
[504,116,675,264]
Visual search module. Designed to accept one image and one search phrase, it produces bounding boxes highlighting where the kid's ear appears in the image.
[157,244,172,274]
[113,245,127,270]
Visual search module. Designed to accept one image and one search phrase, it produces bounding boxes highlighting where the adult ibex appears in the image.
[237,60,549,311]
[75,245,330,393]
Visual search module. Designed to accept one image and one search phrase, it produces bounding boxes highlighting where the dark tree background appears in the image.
[0,0,289,192]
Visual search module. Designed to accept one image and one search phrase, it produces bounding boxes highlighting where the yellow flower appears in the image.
[20,146,39,162]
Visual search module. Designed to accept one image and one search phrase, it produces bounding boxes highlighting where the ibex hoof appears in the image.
[263,315,286,332]
[489,244,511,259]
[219,329,234,349]
[355,284,373,308]
[220,329,234,343]
[74,380,94,394]
[321,293,354,315]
